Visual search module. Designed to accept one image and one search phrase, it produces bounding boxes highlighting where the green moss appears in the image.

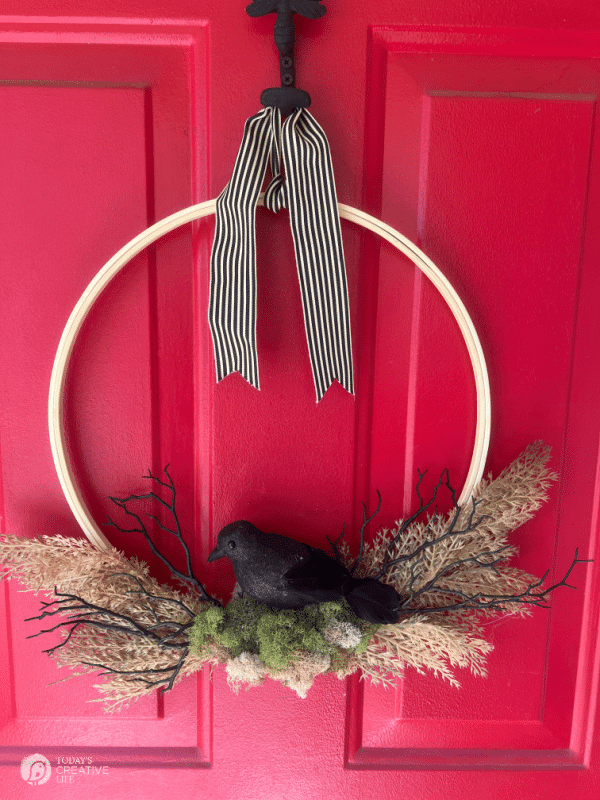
[353,624,378,654]
[315,600,355,624]
[188,605,225,655]
[301,627,333,654]
[255,611,299,669]
[329,648,353,674]
[189,596,378,669]
[254,609,336,669]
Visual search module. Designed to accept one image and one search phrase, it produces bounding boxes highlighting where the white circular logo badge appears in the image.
[20,753,51,786]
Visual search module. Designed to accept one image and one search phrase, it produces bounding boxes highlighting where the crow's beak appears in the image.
[208,545,225,562]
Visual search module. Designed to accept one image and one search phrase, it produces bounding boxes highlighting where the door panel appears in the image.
[0,16,212,773]
[347,27,600,770]
[0,6,599,800]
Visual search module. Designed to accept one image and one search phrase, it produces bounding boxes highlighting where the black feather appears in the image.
[343,578,404,625]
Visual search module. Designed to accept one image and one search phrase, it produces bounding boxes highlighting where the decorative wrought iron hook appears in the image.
[246,0,326,114]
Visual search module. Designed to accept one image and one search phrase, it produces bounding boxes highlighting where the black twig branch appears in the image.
[327,525,346,564]
[80,646,190,693]
[409,549,591,614]
[104,466,220,608]
[26,585,193,695]
[41,622,83,656]
[26,588,190,649]
[25,468,226,704]
[366,466,591,616]
[373,470,455,580]
[351,490,382,575]
[377,496,490,577]
[110,573,197,619]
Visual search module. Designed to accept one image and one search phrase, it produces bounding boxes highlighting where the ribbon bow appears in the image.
[209,107,354,401]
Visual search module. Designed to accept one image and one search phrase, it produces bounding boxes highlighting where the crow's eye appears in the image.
[228,541,236,550]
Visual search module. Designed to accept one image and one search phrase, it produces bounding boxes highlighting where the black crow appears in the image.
[208,520,403,625]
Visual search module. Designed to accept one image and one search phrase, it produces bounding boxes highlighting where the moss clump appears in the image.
[313,600,360,626]
[189,597,266,658]
[254,610,333,670]
[353,625,377,654]
[189,597,377,671]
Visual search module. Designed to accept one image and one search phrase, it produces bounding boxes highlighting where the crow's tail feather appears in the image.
[343,578,403,625]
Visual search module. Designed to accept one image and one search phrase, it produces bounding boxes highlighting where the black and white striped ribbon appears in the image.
[209,106,354,401]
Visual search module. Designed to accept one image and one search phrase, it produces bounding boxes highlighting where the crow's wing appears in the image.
[284,550,404,622]
[283,546,349,597]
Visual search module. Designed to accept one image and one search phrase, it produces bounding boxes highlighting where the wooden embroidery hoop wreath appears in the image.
[48,199,491,551]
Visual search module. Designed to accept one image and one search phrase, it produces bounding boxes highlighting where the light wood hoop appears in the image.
[49,199,491,551]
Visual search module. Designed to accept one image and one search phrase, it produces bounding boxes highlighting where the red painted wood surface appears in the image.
[0,2,599,798]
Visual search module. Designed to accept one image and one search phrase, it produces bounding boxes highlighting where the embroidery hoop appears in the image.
[48,199,491,551]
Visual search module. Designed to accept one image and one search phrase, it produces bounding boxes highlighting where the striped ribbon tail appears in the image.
[279,109,354,400]
[209,106,354,401]
[209,109,272,389]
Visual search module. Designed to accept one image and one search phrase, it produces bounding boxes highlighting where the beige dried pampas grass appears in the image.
[0,535,208,712]
[338,442,562,687]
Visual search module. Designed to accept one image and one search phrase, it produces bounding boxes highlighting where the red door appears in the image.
[1,2,599,798]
